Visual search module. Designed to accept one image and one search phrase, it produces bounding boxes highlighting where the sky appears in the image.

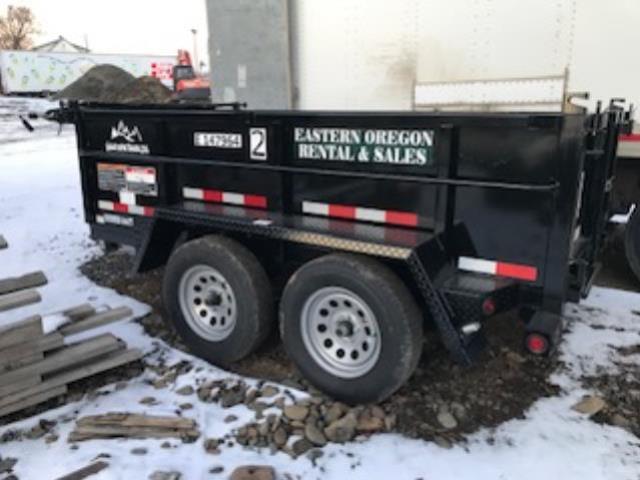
[0,0,210,68]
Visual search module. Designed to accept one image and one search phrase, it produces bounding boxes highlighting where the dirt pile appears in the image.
[102,76,172,104]
[54,65,134,102]
[54,65,172,104]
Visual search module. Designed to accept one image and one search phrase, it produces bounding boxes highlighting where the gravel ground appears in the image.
[80,248,563,445]
[6,228,636,447]
[76,225,640,444]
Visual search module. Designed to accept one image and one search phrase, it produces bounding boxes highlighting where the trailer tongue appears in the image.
[53,100,629,403]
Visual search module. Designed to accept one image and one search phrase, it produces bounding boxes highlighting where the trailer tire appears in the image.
[280,253,423,404]
[625,206,640,282]
[163,235,272,365]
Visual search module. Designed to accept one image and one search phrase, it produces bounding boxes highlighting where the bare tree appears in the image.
[0,5,38,50]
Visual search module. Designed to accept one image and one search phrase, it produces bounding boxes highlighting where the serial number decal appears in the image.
[294,127,435,166]
[97,164,158,196]
[194,132,243,149]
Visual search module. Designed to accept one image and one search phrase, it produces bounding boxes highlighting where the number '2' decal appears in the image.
[250,128,268,161]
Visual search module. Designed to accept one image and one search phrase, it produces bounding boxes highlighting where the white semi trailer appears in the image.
[209,0,637,116]
[206,0,640,281]
[289,0,639,115]
[0,50,175,95]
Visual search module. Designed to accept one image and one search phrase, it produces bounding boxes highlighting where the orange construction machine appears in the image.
[173,50,211,101]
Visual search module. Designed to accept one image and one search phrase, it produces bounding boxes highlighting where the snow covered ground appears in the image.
[0,98,639,479]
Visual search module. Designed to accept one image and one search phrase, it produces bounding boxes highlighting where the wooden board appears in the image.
[62,304,97,322]
[60,307,133,336]
[0,271,47,296]
[0,385,67,417]
[0,334,123,395]
[0,351,44,373]
[68,425,200,441]
[0,349,142,410]
[54,461,109,480]
[0,289,41,313]
[0,375,42,398]
[0,315,43,350]
[70,413,198,442]
[76,412,196,430]
[0,332,64,368]
[0,235,7,250]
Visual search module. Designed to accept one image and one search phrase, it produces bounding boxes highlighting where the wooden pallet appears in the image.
[0,304,141,417]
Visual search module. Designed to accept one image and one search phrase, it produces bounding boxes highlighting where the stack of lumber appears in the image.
[0,255,142,417]
[69,413,199,442]
[0,305,142,417]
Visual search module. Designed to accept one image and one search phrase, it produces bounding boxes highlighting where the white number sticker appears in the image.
[250,128,268,161]
[194,132,242,149]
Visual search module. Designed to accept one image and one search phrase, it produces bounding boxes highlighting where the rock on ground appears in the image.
[229,465,275,480]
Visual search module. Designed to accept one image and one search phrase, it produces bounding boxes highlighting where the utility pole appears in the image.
[191,28,198,74]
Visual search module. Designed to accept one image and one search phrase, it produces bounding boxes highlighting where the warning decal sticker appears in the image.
[97,164,158,196]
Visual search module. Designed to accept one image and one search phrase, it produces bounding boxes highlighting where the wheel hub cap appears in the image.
[178,265,237,341]
[301,287,381,379]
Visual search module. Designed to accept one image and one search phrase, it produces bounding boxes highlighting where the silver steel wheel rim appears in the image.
[301,286,381,379]
[178,265,237,341]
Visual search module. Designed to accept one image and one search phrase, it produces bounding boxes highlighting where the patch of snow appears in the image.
[41,313,70,334]
[0,96,63,145]
[1,98,639,479]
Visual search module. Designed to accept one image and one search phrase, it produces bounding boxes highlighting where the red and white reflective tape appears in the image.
[183,187,268,209]
[98,200,155,217]
[302,201,419,228]
[619,134,640,143]
[458,256,538,282]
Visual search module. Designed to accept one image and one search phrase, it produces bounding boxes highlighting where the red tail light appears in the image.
[525,333,549,355]
[482,297,496,316]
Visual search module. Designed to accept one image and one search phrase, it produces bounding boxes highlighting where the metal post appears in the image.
[191,28,199,75]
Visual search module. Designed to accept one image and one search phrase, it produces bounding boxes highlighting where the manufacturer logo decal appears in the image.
[111,121,144,143]
[105,120,150,155]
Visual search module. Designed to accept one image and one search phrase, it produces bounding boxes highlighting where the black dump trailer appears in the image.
[50,100,629,403]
